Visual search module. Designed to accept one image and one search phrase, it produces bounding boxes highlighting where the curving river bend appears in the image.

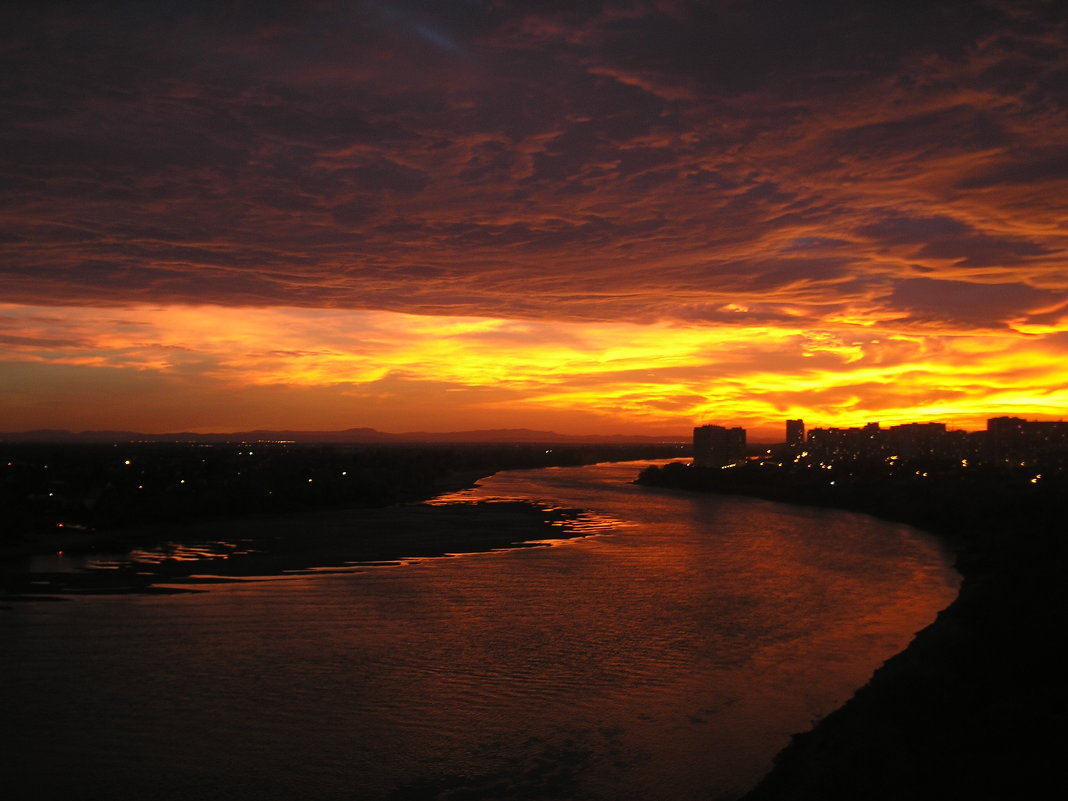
[2,460,959,800]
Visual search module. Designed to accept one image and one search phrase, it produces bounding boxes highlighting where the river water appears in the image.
[2,461,959,801]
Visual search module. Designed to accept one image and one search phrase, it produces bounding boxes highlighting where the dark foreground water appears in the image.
[1,461,959,801]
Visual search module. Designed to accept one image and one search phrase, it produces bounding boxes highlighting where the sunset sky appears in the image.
[3,1,1067,439]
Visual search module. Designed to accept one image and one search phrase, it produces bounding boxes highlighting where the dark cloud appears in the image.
[857,211,1059,269]
[857,214,972,244]
[915,234,1055,269]
[2,0,1067,332]
[458,141,523,184]
[0,334,88,349]
[828,106,1012,162]
[956,145,1068,189]
[888,278,1067,328]
[546,0,1012,98]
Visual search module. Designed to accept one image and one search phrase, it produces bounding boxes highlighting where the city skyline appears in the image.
[4,2,1068,440]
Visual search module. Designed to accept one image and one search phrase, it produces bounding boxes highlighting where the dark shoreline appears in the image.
[0,469,600,600]
[637,463,1067,800]
[0,467,492,564]
[1,441,687,560]
[1,443,688,598]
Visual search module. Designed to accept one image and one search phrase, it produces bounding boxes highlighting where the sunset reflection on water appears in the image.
[2,461,959,801]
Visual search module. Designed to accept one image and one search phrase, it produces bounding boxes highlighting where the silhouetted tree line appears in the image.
[1,441,685,548]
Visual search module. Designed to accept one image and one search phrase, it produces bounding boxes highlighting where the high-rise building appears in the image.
[987,417,1068,461]
[807,422,883,460]
[888,422,947,459]
[986,416,1025,461]
[786,419,804,448]
[693,424,746,467]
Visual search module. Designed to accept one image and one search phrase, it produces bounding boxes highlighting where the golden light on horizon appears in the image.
[4,4,1068,439]
[2,302,1066,438]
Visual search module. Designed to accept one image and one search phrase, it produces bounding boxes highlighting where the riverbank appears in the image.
[743,537,1067,800]
[1,469,599,599]
[1,441,687,561]
[0,466,493,564]
[637,462,1067,800]
[4,458,956,801]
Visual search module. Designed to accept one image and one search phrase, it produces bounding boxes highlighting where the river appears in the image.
[1,460,959,800]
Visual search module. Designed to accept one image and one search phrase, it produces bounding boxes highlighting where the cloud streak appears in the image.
[3,303,1067,437]
[3,1,1068,434]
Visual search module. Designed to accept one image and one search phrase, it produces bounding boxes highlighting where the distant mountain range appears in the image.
[0,427,686,444]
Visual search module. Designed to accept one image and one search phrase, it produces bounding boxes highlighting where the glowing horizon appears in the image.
[4,302,1066,440]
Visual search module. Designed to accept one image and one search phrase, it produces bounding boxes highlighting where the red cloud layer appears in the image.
[2,2,1067,433]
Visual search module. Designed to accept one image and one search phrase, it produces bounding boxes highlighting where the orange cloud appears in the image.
[3,4,1068,436]
[3,303,1067,438]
